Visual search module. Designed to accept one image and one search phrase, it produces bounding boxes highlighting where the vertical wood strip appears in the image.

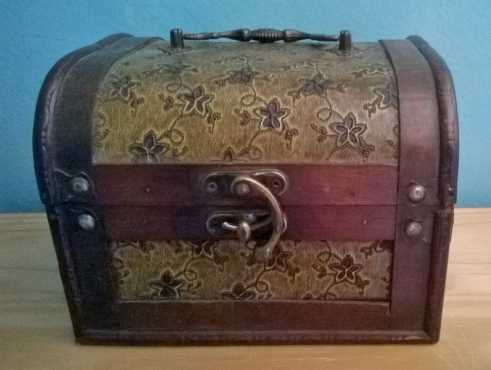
[381,40,440,329]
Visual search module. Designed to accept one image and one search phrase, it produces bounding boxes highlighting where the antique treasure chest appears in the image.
[34,28,459,344]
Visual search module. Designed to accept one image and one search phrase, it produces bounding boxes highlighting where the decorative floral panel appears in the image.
[111,240,392,301]
[92,41,399,165]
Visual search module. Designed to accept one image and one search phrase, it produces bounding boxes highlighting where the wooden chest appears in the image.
[34,28,459,344]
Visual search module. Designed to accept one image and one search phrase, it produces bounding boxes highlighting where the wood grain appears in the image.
[93,164,399,206]
[103,205,397,240]
[1,208,490,369]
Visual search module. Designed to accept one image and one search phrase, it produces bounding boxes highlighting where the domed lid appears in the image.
[91,39,399,166]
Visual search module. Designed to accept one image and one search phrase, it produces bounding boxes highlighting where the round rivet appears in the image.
[406,221,423,238]
[71,177,89,194]
[234,181,251,196]
[408,184,426,203]
[205,181,218,194]
[78,214,96,231]
[243,213,257,224]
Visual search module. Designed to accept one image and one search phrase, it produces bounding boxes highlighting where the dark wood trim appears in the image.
[34,35,165,334]
[79,329,431,345]
[103,205,397,240]
[33,33,130,205]
[93,164,399,206]
[381,40,440,330]
[407,36,459,342]
[424,210,453,342]
[52,36,162,331]
[408,36,459,208]
[33,33,131,339]
[117,301,389,331]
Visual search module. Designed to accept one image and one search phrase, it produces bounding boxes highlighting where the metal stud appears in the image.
[71,177,89,194]
[408,184,426,203]
[78,214,96,231]
[234,181,251,196]
[405,221,423,238]
[205,181,219,194]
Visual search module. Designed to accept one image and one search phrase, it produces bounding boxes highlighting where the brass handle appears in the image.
[229,175,287,262]
[170,28,351,51]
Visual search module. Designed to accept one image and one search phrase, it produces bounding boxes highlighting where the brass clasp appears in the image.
[203,170,288,261]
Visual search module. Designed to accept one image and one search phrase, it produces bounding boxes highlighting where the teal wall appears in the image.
[1,0,490,211]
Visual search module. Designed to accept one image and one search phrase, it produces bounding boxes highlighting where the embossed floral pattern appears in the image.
[309,249,370,299]
[178,85,213,116]
[255,98,290,132]
[108,74,140,102]
[216,65,258,87]
[289,71,346,103]
[129,130,169,163]
[311,112,375,160]
[330,112,367,149]
[111,240,392,301]
[329,255,362,284]
[364,82,398,117]
[93,40,398,165]
[149,270,184,299]
[107,74,145,116]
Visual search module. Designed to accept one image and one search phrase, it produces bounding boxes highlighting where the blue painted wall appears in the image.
[1,0,490,212]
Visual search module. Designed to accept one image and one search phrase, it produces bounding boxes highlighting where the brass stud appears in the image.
[234,181,251,196]
[78,214,96,231]
[405,221,423,238]
[205,181,219,194]
[408,184,426,203]
[71,177,89,194]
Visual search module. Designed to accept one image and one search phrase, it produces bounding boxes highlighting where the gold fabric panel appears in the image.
[111,240,392,301]
[92,41,399,164]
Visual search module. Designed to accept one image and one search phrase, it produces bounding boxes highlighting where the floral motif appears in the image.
[222,95,296,161]
[129,130,169,163]
[309,248,371,299]
[177,85,214,116]
[311,112,375,160]
[149,270,184,299]
[328,255,362,284]
[329,112,367,149]
[112,240,392,301]
[222,282,257,300]
[95,39,399,165]
[216,66,259,87]
[254,97,290,132]
[288,71,346,103]
[364,81,398,117]
[107,74,145,116]
[108,74,139,101]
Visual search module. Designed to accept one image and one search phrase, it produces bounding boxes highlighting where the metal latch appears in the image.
[203,170,288,261]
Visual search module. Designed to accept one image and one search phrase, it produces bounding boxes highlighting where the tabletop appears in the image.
[0,209,490,370]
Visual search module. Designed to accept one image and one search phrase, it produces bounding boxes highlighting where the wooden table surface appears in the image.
[0,209,490,370]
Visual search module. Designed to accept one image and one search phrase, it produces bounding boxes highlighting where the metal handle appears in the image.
[170,28,351,51]
[227,175,287,262]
